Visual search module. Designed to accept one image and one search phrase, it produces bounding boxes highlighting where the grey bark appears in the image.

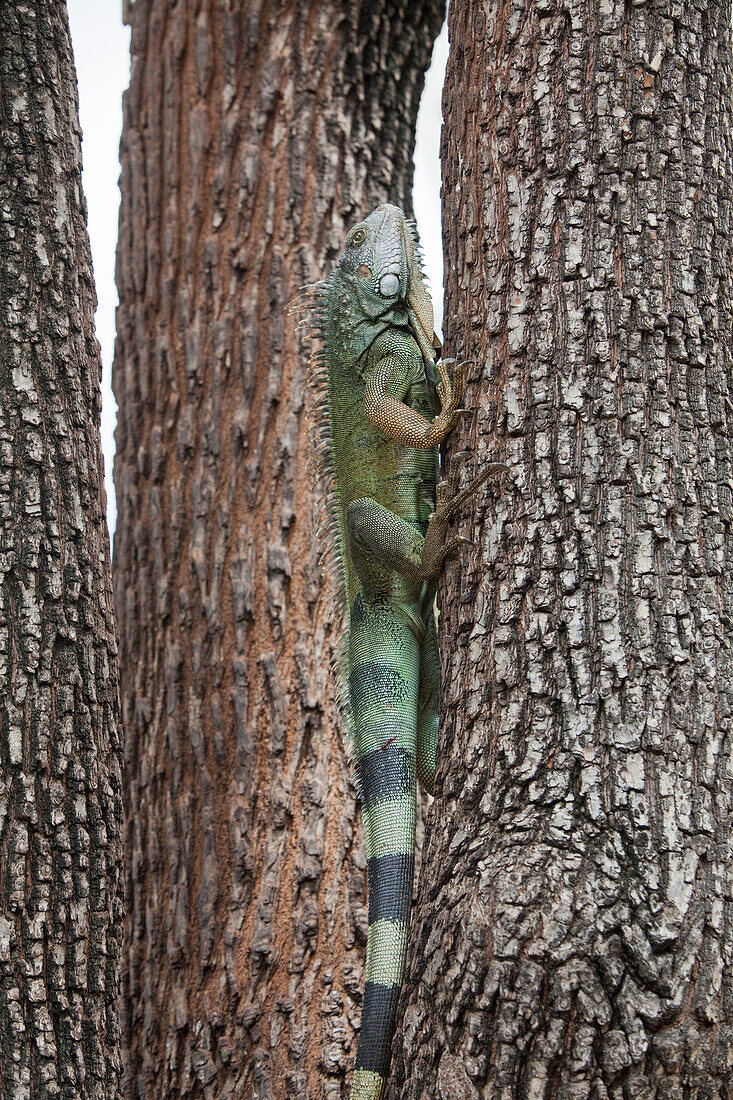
[393,0,733,1097]
[0,2,124,1098]
[112,2,443,1096]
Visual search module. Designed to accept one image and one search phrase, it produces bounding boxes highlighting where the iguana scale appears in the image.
[295,204,502,1100]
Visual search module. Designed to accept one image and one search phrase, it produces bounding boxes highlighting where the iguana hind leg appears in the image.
[348,461,506,584]
[422,460,508,576]
[347,497,427,583]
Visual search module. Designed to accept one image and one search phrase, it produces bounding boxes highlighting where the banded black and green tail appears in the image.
[348,598,420,1099]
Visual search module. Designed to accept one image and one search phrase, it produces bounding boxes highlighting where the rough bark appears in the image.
[112,2,443,1097]
[0,2,123,1097]
[393,0,733,1097]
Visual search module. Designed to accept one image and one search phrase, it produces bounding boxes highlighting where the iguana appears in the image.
[294,204,503,1100]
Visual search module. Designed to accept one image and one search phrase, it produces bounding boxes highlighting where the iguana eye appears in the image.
[350,228,367,246]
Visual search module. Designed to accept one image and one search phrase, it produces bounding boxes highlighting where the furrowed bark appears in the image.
[112,2,444,1096]
[0,2,123,1097]
[393,0,733,1096]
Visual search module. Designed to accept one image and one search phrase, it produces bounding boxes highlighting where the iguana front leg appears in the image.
[364,354,464,450]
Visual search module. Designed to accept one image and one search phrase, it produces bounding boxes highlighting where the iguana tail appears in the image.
[348,599,419,1100]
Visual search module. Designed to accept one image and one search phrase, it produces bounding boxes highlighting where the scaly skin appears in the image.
[299,205,502,1100]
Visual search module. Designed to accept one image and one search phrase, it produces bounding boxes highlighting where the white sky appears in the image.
[67,3,447,538]
[67,0,129,537]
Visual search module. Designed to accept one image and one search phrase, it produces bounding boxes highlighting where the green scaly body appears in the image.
[297,205,500,1100]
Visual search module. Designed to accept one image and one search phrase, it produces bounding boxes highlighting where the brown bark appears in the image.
[393,0,733,1096]
[0,2,124,1097]
[112,2,443,1096]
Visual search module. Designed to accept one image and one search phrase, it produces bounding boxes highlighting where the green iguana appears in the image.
[294,204,503,1100]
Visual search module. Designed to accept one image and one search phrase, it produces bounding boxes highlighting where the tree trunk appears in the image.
[0,3,123,1097]
[393,0,733,1096]
[112,2,443,1096]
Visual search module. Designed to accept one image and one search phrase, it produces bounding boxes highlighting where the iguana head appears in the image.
[337,204,437,362]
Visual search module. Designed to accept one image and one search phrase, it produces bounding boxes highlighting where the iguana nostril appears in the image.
[379,272,400,297]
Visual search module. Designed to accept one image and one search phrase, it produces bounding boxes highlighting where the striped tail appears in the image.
[347,598,421,1099]
[349,733,417,1100]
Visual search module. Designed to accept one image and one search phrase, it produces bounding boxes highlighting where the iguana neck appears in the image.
[325,269,414,369]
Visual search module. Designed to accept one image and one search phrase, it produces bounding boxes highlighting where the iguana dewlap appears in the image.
[295,204,500,1100]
